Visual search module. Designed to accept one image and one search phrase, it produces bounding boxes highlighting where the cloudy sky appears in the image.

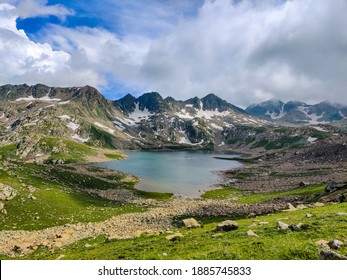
[0,0,346,107]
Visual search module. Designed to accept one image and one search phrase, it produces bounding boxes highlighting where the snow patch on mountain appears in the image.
[58,115,71,120]
[265,104,286,120]
[113,120,126,131]
[128,103,154,122]
[175,109,194,120]
[178,129,192,144]
[307,137,318,143]
[23,120,38,127]
[195,108,230,120]
[210,123,223,130]
[311,126,327,132]
[297,106,328,125]
[15,94,62,102]
[67,122,79,131]
[72,134,89,143]
[94,122,115,134]
[218,141,225,147]
[339,110,346,119]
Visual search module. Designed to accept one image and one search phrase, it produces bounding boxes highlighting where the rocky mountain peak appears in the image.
[137,92,166,112]
[201,93,233,112]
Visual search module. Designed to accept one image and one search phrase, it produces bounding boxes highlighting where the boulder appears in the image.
[28,195,37,200]
[277,221,289,230]
[216,220,238,232]
[0,183,17,201]
[299,181,310,187]
[336,212,347,216]
[319,250,347,260]
[306,213,313,218]
[182,218,201,229]
[313,202,325,207]
[0,202,4,211]
[325,182,337,193]
[27,185,36,193]
[247,230,259,237]
[289,223,309,231]
[296,204,308,210]
[283,203,297,212]
[329,240,344,250]
[315,240,329,249]
[339,194,347,203]
[166,232,184,241]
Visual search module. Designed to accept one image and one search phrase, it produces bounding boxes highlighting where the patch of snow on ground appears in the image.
[210,123,223,130]
[307,137,318,143]
[23,120,38,127]
[44,104,56,109]
[307,113,327,125]
[72,134,89,142]
[298,106,327,125]
[311,126,327,132]
[339,110,346,119]
[15,94,61,102]
[113,120,126,131]
[195,108,230,120]
[175,109,194,120]
[218,141,225,147]
[39,94,61,102]
[118,117,136,126]
[15,96,35,102]
[128,103,153,122]
[124,132,135,139]
[58,115,71,120]
[67,122,79,131]
[94,121,115,134]
[185,104,193,108]
[265,104,286,120]
[178,130,192,144]
[58,100,70,105]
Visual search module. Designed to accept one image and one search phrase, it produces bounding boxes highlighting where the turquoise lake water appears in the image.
[96,151,242,197]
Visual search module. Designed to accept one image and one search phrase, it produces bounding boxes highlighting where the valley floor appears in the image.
[0,147,347,259]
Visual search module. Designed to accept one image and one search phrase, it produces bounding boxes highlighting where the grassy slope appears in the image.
[201,184,325,203]
[0,162,143,231]
[39,137,121,163]
[4,202,346,260]
[0,143,171,231]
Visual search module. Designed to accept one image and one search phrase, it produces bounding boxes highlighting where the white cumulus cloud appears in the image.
[1,0,347,107]
[0,3,103,87]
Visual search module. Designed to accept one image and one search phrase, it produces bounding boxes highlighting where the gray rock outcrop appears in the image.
[216,220,238,232]
[0,183,17,201]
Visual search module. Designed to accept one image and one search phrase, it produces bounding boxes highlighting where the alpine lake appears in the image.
[96,151,242,197]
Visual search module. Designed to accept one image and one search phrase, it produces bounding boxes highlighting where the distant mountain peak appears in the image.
[246,99,347,124]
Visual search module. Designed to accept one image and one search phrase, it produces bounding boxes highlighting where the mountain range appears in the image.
[246,99,347,124]
[0,84,346,162]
